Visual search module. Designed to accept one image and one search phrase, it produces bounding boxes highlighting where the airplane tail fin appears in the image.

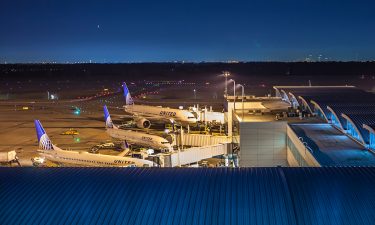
[34,120,54,150]
[104,105,116,129]
[124,140,129,149]
[123,82,134,105]
[118,140,130,157]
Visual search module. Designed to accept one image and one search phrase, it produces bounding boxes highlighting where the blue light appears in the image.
[315,108,326,120]
[331,113,342,129]
[370,133,375,150]
[347,121,361,142]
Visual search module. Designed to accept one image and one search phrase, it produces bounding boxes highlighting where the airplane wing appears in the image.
[117,149,130,157]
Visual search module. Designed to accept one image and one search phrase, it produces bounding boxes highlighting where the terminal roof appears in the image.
[289,123,375,166]
[1,167,375,225]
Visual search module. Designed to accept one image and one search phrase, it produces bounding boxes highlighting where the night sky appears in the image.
[1,0,374,63]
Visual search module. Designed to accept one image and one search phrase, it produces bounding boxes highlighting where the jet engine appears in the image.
[135,118,151,129]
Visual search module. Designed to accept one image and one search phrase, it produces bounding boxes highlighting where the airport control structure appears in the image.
[229,85,375,167]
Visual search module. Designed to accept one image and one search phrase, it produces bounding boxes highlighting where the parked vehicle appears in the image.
[60,129,79,135]
[0,150,17,163]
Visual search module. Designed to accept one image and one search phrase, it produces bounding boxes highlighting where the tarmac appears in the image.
[0,101,110,166]
[0,84,225,167]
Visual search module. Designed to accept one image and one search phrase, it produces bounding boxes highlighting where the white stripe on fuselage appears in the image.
[106,128,173,151]
[125,104,197,124]
[39,145,154,167]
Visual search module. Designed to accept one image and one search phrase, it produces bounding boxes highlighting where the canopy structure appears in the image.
[363,124,375,150]
[1,167,375,225]
[274,86,375,148]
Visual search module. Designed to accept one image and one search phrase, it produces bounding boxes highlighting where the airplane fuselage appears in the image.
[39,146,154,167]
[106,128,173,152]
[125,104,197,124]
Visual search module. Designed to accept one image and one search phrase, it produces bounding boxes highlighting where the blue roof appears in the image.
[276,86,374,106]
[343,114,375,143]
[275,86,375,116]
[1,168,375,225]
[328,105,375,128]
[289,123,375,166]
[310,92,375,104]
[310,100,375,121]
[275,87,375,143]
[281,87,369,104]
[283,167,375,225]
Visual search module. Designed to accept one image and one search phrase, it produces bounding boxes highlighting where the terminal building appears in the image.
[228,86,375,167]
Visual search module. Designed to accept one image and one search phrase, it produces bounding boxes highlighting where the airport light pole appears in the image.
[222,71,230,98]
[229,79,236,110]
[193,89,196,99]
[238,84,245,120]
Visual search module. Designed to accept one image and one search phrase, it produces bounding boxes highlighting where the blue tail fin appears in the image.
[34,120,53,150]
[123,82,134,105]
[104,105,114,128]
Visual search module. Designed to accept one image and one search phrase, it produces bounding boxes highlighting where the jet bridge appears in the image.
[175,133,239,147]
[158,143,231,167]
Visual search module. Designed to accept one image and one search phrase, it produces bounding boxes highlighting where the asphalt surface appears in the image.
[0,83,225,166]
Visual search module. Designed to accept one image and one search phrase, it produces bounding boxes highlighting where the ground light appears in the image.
[74,108,81,115]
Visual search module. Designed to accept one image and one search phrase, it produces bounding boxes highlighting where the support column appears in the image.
[227,103,233,137]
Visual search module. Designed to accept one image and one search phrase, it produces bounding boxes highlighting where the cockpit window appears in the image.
[161,141,170,144]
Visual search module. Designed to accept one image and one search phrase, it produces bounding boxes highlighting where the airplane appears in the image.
[34,120,155,167]
[104,105,173,152]
[122,82,198,128]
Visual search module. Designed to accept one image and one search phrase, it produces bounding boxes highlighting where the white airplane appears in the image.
[122,82,197,128]
[34,120,155,167]
[104,105,173,152]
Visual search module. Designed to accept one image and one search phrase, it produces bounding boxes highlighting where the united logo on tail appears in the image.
[103,105,114,128]
[123,82,134,105]
[34,120,53,150]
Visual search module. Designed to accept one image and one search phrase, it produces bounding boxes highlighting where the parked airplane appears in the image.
[104,105,173,152]
[34,120,155,167]
[122,82,197,128]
